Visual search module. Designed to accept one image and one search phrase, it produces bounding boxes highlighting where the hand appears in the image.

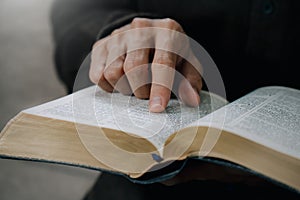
[89,18,202,113]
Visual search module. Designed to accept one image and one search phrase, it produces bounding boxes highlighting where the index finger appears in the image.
[149,49,177,112]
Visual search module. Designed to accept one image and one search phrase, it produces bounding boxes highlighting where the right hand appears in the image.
[89,17,203,113]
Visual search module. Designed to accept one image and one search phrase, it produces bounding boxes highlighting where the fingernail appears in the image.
[149,96,164,113]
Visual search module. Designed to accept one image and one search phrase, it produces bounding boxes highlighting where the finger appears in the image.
[152,18,184,32]
[98,73,114,92]
[123,18,155,99]
[103,55,131,95]
[89,38,108,84]
[150,49,177,112]
[178,59,202,107]
[152,18,189,57]
[123,49,151,99]
[102,29,130,94]
[90,24,131,93]
[110,24,131,36]
[90,38,115,93]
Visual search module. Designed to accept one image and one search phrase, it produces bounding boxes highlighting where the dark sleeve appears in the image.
[50,0,136,44]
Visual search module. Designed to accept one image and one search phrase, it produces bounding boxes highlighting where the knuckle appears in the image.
[103,68,121,82]
[163,18,182,31]
[188,74,202,83]
[124,53,147,72]
[123,58,136,72]
[131,17,150,28]
[111,28,121,35]
[164,18,177,25]
[92,40,102,50]
[107,49,123,64]
[154,53,175,66]
[93,37,109,50]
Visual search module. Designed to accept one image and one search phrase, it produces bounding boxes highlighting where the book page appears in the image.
[196,86,300,159]
[24,85,227,150]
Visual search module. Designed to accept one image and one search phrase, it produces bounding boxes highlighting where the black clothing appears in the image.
[51,0,299,99]
[82,172,300,200]
[50,0,300,199]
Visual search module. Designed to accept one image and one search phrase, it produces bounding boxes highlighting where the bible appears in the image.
[0,85,299,193]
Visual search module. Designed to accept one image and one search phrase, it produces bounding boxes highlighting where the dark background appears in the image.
[0,0,100,199]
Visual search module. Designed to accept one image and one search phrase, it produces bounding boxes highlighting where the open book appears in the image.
[0,85,299,193]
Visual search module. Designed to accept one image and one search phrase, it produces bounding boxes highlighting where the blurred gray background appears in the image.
[0,0,100,199]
